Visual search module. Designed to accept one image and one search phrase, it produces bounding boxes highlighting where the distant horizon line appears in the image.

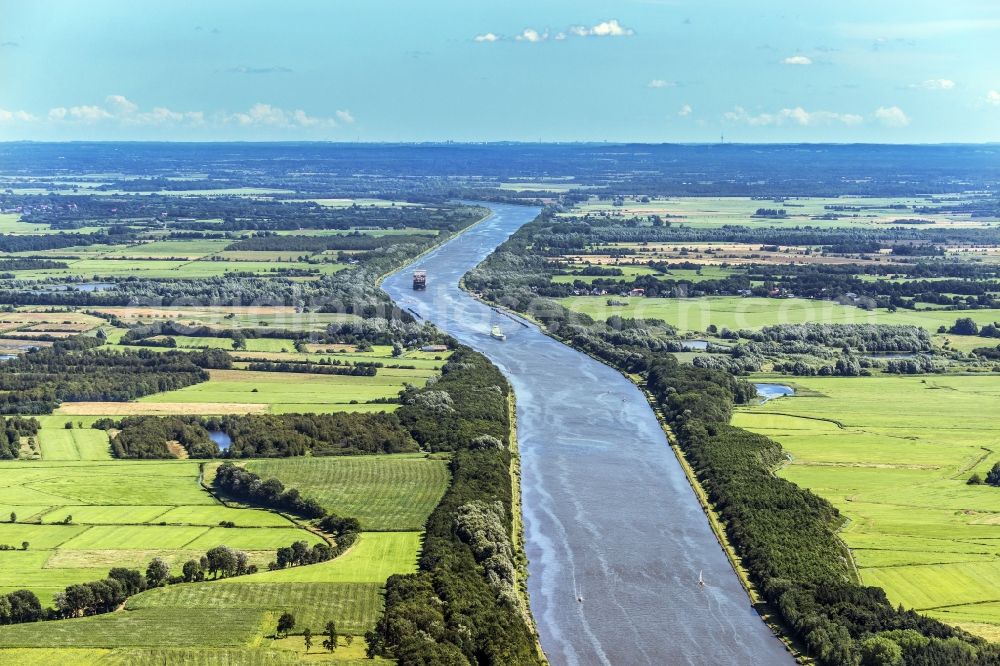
[1,139,999,147]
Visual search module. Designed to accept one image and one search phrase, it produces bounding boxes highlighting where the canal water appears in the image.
[383,203,792,665]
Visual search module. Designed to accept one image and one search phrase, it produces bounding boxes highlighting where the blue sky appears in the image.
[0,0,998,142]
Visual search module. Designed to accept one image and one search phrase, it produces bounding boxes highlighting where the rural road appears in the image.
[383,203,793,665]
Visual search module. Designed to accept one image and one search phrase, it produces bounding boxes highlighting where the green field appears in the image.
[36,428,111,461]
[218,532,422,584]
[0,529,421,655]
[247,454,450,531]
[0,460,317,602]
[135,367,435,413]
[0,607,272,648]
[128,581,385,635]
[559,295,1000,334]
[735,373,1000,637]
[563,195,998,230]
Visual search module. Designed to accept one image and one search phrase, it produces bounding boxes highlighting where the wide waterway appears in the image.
[383,203,792,665]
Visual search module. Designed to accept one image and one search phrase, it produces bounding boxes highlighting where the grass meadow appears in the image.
[735,373,1000,637]
[562,195,997,230]
[247,455,450,531]
[133,367,435,414]
[558,295,1000,334]
[0,460,317,602]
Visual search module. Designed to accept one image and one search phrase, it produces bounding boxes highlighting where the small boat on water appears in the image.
[699,570,705,587]
[490,325,506,341]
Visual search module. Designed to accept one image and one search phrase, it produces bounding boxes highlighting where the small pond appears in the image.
[208,431,232,451]
[754,383,795,402]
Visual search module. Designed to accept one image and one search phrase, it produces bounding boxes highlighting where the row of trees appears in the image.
[245,360,377,376]
[740,323,932,353]
[100,411,418,459]
[0,338,226,414]
[369,348,543,665]
[213,464,362,568]
[214,463,327,518]
[2,544,255,624]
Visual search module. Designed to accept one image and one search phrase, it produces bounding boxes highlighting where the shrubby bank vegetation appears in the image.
[369,349,543,665]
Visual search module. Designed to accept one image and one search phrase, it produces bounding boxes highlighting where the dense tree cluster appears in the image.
[217,412,418,458]
[0,590,43,625]
[883,355,940,374]
[0,416,39,459]
[395,350,511,452]
[101,416,219,459]
[740,323,932,353]
[0,258,68,273]
[0,338,220,414]
[0,231,131,253]
[323,317,446,347]
[101,412,418,459]
[271,540,337,570]
[214,463,326,518]
[244,360,377,376]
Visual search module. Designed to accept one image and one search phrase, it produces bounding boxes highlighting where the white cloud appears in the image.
[105,94,139,115]
[67,105,114,122]
[0,108,36,123]
[781,55,812,65]
[647,79,675,89]
[515,28,548,43]
[678,104,692,117]
[37,96,341,131]
[910,79,955,90]
[986,90,1000,106]
[45,95,202,126]
[569,19,634,37]
[226,103,350,129]
[874,105,910,127]
[478,19,633,43]
[725,106,863,127]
